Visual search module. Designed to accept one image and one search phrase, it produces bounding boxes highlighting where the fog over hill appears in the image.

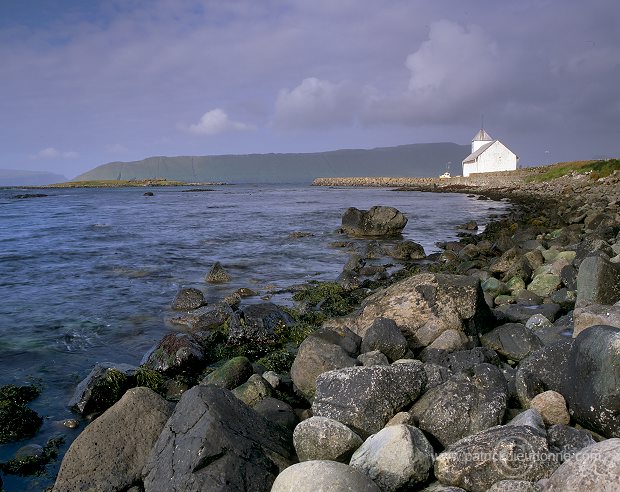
[74,143,470,184]
[0,169,67,186]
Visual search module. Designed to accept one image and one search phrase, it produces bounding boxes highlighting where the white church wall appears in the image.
[462,141,517,177]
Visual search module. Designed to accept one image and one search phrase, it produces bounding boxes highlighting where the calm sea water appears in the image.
[0,184,508,489]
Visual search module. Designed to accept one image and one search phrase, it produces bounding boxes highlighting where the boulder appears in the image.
[293,416,363,462]
[389,240,426,260]
[312,362,427,437]
[360,317,408,362]
[346,273,494,345]
[271,460,381,492]
[486,481,541,491]
[420,483,467,491]
[530,391,570,426]
[357,350,389,366]
[200,356,254,389]
[142,385,294,491]
[544,439,620,491]
[411,363,508,447]
[253,397,298,431]
[341,206,408,237]
[434,425,556,492]
[169,303,233,332]
[547,424,596,463]
[227,302,293,346]
[482,277,510,299]
[507,409,545,436]
[481,323,544,362]
[495,303,561,325]
[291,326,360,400]
[427,329,468,352]
[206,261,231,283]
[171,287,206,311]
[515,340,573,407]
[54,388,173,492]
[350,424,434,491]
[68,362,138,415]
[420,347,500,374]
[573,303,620,337]
[561,325,620,437]
[576,254,620,306]
[231,374,272,407]
[527,274,562,298]
[141,332,204,375]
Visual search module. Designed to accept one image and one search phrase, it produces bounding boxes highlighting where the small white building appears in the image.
[462,129,518,177]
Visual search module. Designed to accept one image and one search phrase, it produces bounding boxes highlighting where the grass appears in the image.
[526,159,620,183]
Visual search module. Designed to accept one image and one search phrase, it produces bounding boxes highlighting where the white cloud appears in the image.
[188,109,253,136]
[273,77,366,129]
[33,147,79,159]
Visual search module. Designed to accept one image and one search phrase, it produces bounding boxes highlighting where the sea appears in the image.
[0,184,509,490]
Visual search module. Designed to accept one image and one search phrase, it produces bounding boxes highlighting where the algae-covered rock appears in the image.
[200,356,253,389]
[527,273,561,297]
[0,384,42,444]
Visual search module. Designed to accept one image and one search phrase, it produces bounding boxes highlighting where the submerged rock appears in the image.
[206,261,231,283]
[0,384,42,444]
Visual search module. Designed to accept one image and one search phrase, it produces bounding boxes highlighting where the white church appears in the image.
[462,129,518,177]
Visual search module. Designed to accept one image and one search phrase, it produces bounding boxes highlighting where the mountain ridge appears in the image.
[74,142,470,184]
[0,169,67,186]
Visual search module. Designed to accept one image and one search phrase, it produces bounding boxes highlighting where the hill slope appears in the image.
[74,143,470,183]
[0,169,67,186]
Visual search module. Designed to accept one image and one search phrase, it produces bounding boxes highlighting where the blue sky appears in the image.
[1,0,619,178]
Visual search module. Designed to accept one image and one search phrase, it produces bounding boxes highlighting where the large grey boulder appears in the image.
[434,426,556,492]
[543,439,620,491]
[293,416,363,462]
[68,362,138,415]
[515,340,573,407]
[142,385,294,491]
[227,302,293,346]
[481,323,544,362]
[345,273,494,344]
[561,325,620,437]
[271,460,381,492]
[410,363,508,447]
[360,317,408,362]
[291,326,360,400]
[54,388,173,492]
[350,424,434,491]
[312,362,427,437]
[341,206,407,237]
[576,254,620,306]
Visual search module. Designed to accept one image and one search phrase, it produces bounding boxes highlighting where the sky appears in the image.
[1,0,619,179]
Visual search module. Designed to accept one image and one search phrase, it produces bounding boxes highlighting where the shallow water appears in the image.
[0,184,508,489]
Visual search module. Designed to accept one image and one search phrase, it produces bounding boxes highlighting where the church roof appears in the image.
[463,141,495,163]
[472,129,493,142]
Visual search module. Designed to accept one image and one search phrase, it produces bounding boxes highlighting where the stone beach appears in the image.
[44,164,620,491]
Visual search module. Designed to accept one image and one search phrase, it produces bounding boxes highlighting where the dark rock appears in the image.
[200,356,254,389]
[481,323,544,362]
[293,416,363,462]
[291,326,360,400]
[458,220,478,231]
[341,206,408,237]
[544,439,620,491]
[547,424,596,462]
[171,287,206,311]
[515,340,573,407]
[232,374,272,407]
[169,303,233,332]
[0,384,42,444]
[422,362,453,390]
[271,461,381,492]
[227,302,293,346]
[420,347,500,374]
[312,362,427,437]
[235,287,257,297]
[559,264,577,290]
[68,362,138,415]
[495,303,561,324]
[389,240,426,260]
[142,333,204,375]
[576,255,620,306]
[363,240,385,259]
[206,261,231,283]
[10,193,48,199]
[357,350,389,366]
[253,397,298,431]
[411,363,508,447]
[360,317,408,362]
[561,325,620,437]
[350,424,434,490]
[434,425,557,492]
[507,409,546,436]
[53,388,172,492]
[548,288,576,311]
[142,385,295,491]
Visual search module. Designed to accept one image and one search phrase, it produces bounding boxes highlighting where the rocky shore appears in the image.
[7,164,618,491]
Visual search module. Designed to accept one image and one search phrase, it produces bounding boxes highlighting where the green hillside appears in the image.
[74,143,470,184]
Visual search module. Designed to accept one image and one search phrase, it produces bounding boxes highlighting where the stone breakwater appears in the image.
[44,169,620,491]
